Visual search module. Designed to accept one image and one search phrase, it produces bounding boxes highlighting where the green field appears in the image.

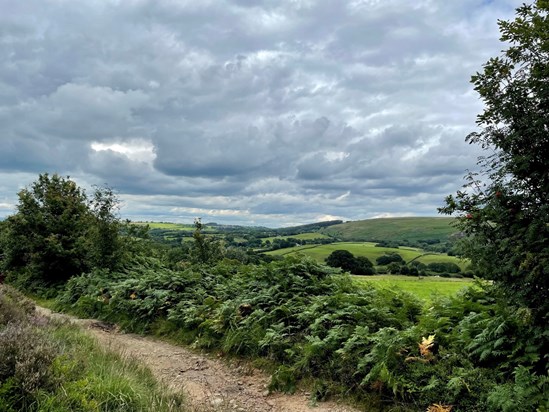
[267,241,468,270]
[322,217,457,242]
[134,222,196,231]
[353,275,473,301]
[262,232,331,242]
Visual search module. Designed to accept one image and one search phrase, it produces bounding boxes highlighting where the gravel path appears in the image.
[36,306,361,412]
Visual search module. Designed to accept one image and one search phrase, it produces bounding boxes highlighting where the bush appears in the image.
[376,253,404,266]
[325,250,374,276]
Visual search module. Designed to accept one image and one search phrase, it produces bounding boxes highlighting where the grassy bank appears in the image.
[0,285,187,412]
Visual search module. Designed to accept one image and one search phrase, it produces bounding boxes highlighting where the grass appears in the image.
[353,275,474,302]
[321,217,457,242]
[266,242,469,270]
[44,324,187,412]
[0,285,187,412]
[135,222,196,231]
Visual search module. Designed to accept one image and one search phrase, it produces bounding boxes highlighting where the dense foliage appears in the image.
[376,253,405,266]
[55,256,547,411]
[0,174,127,293]
[440,1,548,330]
[325,250,375,276]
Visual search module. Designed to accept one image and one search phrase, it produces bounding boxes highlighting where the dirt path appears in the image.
[36,307,360,412]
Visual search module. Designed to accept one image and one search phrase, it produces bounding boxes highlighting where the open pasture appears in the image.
[135,222,195,231]
[354,274,474,301]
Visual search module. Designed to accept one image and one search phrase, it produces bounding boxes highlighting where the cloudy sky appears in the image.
[0,0,521,227]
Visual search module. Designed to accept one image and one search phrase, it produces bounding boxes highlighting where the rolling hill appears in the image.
[321,217,458,243]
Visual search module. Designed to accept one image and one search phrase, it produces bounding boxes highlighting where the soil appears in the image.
[36,306,361,412]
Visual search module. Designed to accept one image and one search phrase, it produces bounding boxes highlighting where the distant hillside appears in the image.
[321,217,458,243]
[274,220,342,236]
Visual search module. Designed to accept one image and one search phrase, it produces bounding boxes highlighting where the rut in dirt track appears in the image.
[36,306,361,412]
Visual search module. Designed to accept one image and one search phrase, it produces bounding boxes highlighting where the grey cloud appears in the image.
[0,0,523,226]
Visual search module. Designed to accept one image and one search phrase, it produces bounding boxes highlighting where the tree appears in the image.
[325,250,374,276]
[86,185,124,270]
[325,250,356,272]
[2,174,90,286]
[354,256,375,276]
[191,218,224,264]
[440,1,548,326]
[376,253,404,266]
[0,174,126,289]
[387,262,401,275]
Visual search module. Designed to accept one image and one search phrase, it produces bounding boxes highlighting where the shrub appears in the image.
[325,250,374,276]
[376,253,404,266]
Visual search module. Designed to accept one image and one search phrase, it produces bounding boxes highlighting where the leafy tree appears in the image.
[86,185,124,270]
[325,249,356,273]
[325,250,374,275]
[1,174,90,286]
[398,265,410,275]
[440,1,548,326]
[376,253,404,266]
[354,256,375,276]
[0,174,126,289]
[191,218,224,264]
[387,262,401,274]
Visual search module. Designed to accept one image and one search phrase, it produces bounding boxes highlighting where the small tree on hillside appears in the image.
[376,253,404,266]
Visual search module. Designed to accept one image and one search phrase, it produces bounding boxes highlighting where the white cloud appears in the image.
[91,139,156,163]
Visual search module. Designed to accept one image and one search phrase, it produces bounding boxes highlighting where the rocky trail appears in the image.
[36,306,361,412]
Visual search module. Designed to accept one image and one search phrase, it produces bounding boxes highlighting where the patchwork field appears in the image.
[266,241,468,270]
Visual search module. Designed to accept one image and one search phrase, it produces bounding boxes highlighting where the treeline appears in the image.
[273,220,342,236]
[325,250,469,278]
[265,236,333,251]
[374,239,459,254]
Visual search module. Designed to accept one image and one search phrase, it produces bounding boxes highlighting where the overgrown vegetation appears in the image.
[0,284,186,412]
[54,257,547,411]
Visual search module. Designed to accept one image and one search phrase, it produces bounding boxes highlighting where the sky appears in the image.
[0,0,523,227]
